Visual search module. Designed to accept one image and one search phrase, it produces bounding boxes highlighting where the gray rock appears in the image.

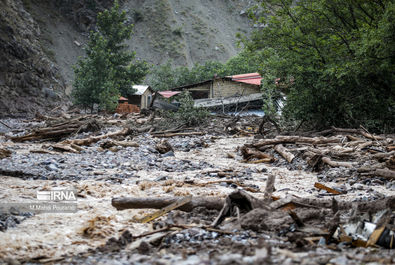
[45,163,58,171]
[162,151,175,157]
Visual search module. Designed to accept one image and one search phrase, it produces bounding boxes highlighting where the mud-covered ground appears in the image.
[0,116,394,265]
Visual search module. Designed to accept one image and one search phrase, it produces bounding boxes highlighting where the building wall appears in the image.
[184,83,211,99]
[128,95,141,106]
[140,89,153,109]
[212,80,261,98]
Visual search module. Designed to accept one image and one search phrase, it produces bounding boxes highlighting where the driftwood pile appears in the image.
[5,115,142,154]
[241,127,395,180]
[113,187,395,249]
[11,116,102,142]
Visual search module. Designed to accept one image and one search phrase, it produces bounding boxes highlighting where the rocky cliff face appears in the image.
[0,0,66,117]
[0,0,253,117]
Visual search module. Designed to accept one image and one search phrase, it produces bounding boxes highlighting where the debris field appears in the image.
[0,113,394,265]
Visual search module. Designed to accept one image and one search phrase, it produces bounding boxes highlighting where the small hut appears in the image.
[127,85,154,110]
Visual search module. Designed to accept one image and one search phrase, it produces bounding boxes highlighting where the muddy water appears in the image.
[0,135,393,261]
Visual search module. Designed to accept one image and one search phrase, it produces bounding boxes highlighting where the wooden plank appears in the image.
[314,182,342,195]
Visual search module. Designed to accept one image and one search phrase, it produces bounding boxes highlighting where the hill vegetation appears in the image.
[241,0,395,132]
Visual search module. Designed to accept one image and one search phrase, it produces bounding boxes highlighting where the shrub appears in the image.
[162,92,209,127]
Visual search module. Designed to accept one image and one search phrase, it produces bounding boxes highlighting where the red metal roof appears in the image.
[228,72,262,86]
[158,91,181,98]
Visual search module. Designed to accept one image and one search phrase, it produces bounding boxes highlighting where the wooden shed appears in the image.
[127,85,154,110]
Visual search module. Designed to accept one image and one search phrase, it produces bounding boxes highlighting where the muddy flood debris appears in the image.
[0,112,394,264]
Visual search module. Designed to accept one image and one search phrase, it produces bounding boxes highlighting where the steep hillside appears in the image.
[0,0,67,117]
[123,0,253,67]
[0,0,253,117]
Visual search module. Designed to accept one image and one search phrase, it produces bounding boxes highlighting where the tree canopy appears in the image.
[72,1,148,111]
[243,0,395,132]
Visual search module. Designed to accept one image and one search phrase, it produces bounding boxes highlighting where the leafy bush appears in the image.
[161,92,209,127]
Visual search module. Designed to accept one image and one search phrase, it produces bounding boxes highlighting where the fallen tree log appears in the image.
[151,132,205,137]
[100,140,139,149]
[362,169,395,180]
[274,144,295,163]
[269,194,395,211]
[112,193,395,213]
[307,147,356,160]
[250,136,341,148]
[240,146,274,161]
[317,126,385,140]
[321,156,355,168]
[51,144,80,153]
[112,196,224,212]
[62,128,132,146]
[372,151,395,159]
[10,118,101,142]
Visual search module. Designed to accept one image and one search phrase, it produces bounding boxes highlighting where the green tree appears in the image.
[243,0,395,132]
[72,1,148,111]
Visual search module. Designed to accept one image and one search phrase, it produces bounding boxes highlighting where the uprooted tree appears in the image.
[243,0,395,133]
[72,0,148,112]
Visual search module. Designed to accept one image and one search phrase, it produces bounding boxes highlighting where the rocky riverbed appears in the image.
[0,116,394,264]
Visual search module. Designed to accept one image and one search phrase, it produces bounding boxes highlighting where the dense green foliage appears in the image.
[243,0,395,132]
[160,92,209,127]
[72,1,148,111]
[147,51,264,91]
